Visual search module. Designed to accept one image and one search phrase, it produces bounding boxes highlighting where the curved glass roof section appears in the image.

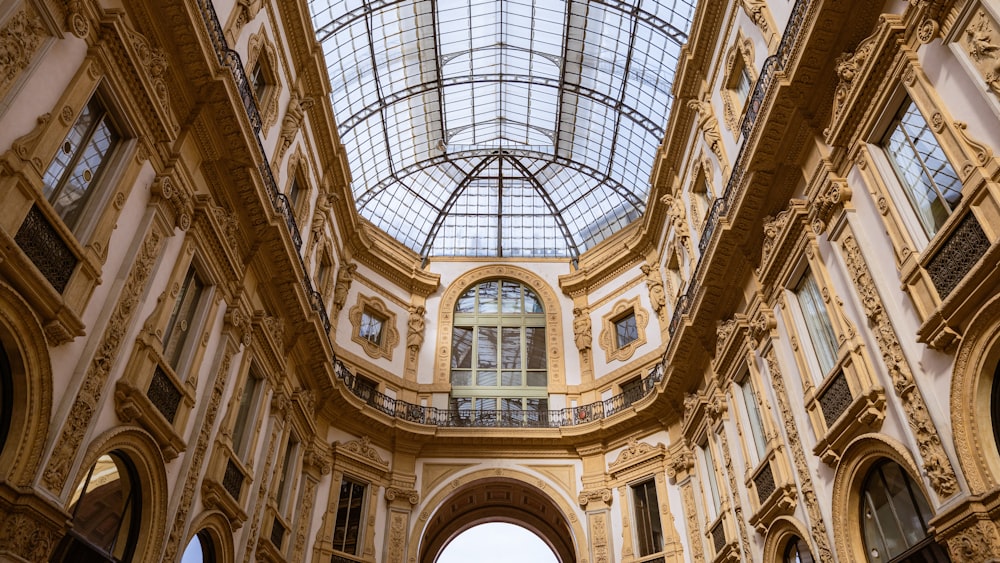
[308,0,693,258]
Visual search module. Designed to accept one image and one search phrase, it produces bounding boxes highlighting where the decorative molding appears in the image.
[578,487,612,507]
[840,234,957,497]
[0,3,46,99]
[599,296,649,363]
[958,7,1000,97]
[348,293,399,360]
[42,229,164,492]
[385,486,419,505]
[334,436,389,471]
[762,348,834,562]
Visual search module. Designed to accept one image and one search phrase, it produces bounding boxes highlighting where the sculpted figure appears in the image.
[573,307,592,352]
[332,262,356,313]
[641,264,667,316]
[406,305,425,352]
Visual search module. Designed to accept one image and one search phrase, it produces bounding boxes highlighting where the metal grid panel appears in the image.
[309,0,692,257]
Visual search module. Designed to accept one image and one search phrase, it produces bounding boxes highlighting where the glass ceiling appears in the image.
[307,0,694,258]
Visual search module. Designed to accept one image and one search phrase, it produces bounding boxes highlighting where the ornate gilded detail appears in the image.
[338,436,389,469]
[640,263,667,319]
[925,213,990,300]
[572,306,592,354]
[599,296,649,363]
[406,304,425,357]
[125,29,170,115]
[716,429,751,559]
[0,512,56,562]
[716,318,737,358]
[274,91,313,166]
[292,479,317,560]
[740,0,772,38]
[681,483,704,561]
[332,262,356,316]
[841,234,958,497]
[959,7,1000,96]
[817,371,852,428]
[385,487,419,505]
[831,34,876,125]
[944,520,1000,561]
[608,438,661,470]
[688,97,728,171]
[0,4,46,97]
[9,112,51,173]
[42,230,164,492]
[65,0,89,38]
[588,512,609,563]
[385,510,407,563]
[764,349,834,562]
[349,293,399,360]
[578,487,612,507]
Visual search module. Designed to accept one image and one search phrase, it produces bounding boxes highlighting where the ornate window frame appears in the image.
[316,437,389,561]
[687,153,715,234]
[349,294,398,360]
[599,296,648,363]
[721,32,756,133]
[247,27,282,132]
[606,439,678,560]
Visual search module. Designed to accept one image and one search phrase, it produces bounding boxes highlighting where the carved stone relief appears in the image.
[0,3,46,99]
[958,7,1000,97]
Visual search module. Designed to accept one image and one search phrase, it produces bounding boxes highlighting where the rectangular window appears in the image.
[275,435,298,514]
[740,377,768,464]
[359,309,385,346]
[699,441,722,520]
[622,377,644,406]
[42,95,121,231]
[880,99,962,237]
[735,65,753,103]
[162,267,206,371]
[231,368,262,459]
[793,269,839,377]
[615,311,638,349]
[632,480,664,556]
[333,477,367,556]
[250,61,267,103]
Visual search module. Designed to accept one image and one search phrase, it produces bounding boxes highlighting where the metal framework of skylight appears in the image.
[308,0,694,258]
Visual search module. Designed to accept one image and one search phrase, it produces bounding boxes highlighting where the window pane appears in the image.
[360,311,384,344]
[478,327,497,369]
[476,397,497,411]
[795,271,838,376]
[501,280,521,312]
[523,287,544,313]
[334,479,366,555]
[632,480,663,556]
[883,101,962,237]
[741,379,768,463]
[478,281,498,313]
[525,327,546,369]
[451,327,473,368]
[501,371,522,386]
[615,313,638,348]
[477,369,497,386]
[232,370,260,457]
[501,327,521,369]
[456,287,477,312]
[451,370,472,386]
[163,268,205,370]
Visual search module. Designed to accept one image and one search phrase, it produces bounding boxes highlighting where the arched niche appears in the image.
[951,292,1000,494]
[433,265,564,389]
[410,469,583,563]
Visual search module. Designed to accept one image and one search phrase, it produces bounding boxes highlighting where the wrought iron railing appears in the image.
[669,0,812,338]
[333,358,665,428]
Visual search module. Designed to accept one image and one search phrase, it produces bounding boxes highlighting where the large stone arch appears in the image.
[183,510,236,563]
[409,468,585,563]
[951,292,1000,494]
[0,280,53,486]
[761,515,818,562]
[830,434,927,562]
[65,425,170,562]
[433,265,565,389]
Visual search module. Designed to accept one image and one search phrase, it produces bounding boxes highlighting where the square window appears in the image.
[615,311,639,349]
[359,309,385,346]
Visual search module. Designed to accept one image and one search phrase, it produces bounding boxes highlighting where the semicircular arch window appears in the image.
[859,460,950,562]
[51,451,141,562]
[450,279,547,425]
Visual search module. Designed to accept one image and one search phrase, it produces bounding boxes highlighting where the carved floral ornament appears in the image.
[961,8,1000,97]
[335,436,389,470]
[0,4,46,95]
[608,438,665,474]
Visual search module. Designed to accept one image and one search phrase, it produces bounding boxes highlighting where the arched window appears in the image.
[860,460,950,562]
[450,279,547,425]
[51,452,141,562]
[0,343,12,457]
[783,536,815,563]
[181,530,216,563]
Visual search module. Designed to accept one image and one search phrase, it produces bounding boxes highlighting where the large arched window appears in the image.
[181,530,216,563]
[450,279,547,424]
[782,536,815,563]
[860,460,950,562]
[51,452,141,562]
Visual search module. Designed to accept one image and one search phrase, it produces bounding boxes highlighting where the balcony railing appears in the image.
[333,358,665,429]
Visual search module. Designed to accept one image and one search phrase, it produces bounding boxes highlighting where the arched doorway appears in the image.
[418,477,577,563]
[438,522,557,562]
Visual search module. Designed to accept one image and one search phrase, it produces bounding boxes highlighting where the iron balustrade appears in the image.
[333,357,665,429]
[191,0,838,427]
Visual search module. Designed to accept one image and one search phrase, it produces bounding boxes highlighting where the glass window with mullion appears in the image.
[333,477,367,556]
[880,99,963,238]
[793,268,839,379]
[631,479,664,557]
[162,266,208,373]
[42,94,122,232]
[739,375,768,466]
